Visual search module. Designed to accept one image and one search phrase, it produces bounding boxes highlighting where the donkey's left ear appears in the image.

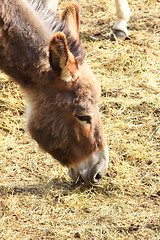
[61,1,80,41]
[49,32,79,84]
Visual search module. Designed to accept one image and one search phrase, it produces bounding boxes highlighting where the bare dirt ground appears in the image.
[0,0,160,239]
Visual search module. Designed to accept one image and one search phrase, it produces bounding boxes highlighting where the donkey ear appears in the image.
[61,1,80,41]
[49,32,79,83]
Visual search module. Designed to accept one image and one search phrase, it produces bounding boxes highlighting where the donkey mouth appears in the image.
[68,168,103,185]
[68,147,109,185]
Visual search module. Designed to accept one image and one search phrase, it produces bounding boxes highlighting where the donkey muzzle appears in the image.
[68,146,109,185]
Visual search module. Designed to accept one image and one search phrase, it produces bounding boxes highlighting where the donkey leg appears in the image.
[42,0,58,12]
[110,0,130,41]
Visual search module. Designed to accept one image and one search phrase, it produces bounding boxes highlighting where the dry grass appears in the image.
[0,0,160,239]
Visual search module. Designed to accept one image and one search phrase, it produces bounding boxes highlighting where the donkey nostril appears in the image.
[90,167,106,184]
[94,172,102,181]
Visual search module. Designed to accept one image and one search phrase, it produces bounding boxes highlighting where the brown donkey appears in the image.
[0,0,109,184]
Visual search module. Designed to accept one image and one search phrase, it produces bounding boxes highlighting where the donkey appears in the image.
[0,0,109,184]
[43,0,131,40]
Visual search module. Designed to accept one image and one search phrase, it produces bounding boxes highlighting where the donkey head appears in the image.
[27,2,109,184]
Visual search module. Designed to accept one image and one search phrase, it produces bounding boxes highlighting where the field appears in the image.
[0,0,160,239]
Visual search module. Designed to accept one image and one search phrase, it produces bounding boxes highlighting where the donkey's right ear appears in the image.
[61,1,80,41]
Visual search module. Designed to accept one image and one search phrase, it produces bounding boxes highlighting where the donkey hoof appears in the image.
[110,29,129,41]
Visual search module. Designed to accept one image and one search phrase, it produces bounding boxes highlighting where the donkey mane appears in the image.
[29,0,85,61]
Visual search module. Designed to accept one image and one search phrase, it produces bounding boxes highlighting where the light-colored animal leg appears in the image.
[42,0,81,12]
[42,0,58,12]
[110,0,130,41]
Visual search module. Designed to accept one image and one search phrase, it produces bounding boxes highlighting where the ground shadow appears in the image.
[0,176,113,198]
[0,177,77,197]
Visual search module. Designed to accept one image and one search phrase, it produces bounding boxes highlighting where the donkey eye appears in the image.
[75,114,91,124]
